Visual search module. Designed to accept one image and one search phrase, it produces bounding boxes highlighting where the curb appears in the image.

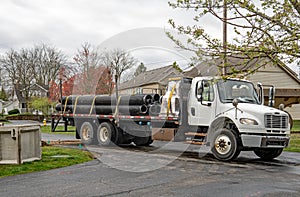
[41,140,82,146]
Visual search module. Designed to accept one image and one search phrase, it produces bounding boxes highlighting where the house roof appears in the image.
[184,56,300,85]
[24,83,49,92]
[120,65,183,90]
[13,83,50,103]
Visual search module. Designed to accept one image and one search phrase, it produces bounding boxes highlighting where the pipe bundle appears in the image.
[56,94,161,116]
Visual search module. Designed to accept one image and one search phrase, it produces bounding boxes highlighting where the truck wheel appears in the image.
[254,148,283,161]
[133,136,152,146]
[80,122,95,145]
[211,129,240,161]
[146,137,154,146]
[97,122,115,146]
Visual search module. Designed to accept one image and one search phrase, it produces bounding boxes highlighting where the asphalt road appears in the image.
[1,136,300,197]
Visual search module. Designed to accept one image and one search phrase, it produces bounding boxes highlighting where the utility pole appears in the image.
[222,0,227,76]
[114,74,119,126]
[59,67,63,113]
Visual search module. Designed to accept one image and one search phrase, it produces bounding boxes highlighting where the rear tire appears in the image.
[97,122,116,146]
[80,122,95,145]
[254,148,283,161]
[211,129,240,161]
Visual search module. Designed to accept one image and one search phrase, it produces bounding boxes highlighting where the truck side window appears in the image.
[202,81,214,102]
[196,82,202,98]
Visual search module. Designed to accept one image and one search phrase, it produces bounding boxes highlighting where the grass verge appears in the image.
[41,125,75,135]
[291,120,300,132]
[285,133,300,152]
[0,146,93,178]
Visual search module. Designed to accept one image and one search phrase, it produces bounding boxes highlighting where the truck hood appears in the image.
[238,103,284,115]
[217,103,288,126]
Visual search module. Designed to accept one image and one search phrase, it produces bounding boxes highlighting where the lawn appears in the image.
[285,133,300,152]
[291,120,300,132]
[0,146,93,178]
[41,125,75,135]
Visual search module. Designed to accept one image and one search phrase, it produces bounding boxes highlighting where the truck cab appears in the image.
[159,77,290,161]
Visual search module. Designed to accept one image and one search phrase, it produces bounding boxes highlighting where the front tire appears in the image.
[211,129,240,161]
[254,148,283,161]
[133,136,153,146]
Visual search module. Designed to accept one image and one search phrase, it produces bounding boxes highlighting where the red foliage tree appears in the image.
[48,76,76,102]
[49,65,113,101]
[72,66,113,95]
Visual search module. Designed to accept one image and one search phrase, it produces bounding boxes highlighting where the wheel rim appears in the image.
[82,126,91,141]
[214,134,232,155]
[99,127,109,142]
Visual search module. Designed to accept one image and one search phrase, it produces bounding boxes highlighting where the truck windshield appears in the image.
[217,80,259,104]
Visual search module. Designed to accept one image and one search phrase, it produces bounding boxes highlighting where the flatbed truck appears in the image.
[52,77,290,161]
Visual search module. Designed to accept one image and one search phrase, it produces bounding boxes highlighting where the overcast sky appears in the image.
[0,0,225,71]
[1,0,297,73]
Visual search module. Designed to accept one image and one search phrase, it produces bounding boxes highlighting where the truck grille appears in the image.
[264,114,288,129]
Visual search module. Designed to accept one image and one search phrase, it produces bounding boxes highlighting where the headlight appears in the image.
[240,118,258,125]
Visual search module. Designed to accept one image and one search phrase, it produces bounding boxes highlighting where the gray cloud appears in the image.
[0,0,220,67]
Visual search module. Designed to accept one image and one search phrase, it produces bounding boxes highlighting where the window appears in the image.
[196,80,214,102]
[202,80,214,102]
[217,80,259,104]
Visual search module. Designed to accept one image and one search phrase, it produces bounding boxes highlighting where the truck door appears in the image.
[188,80,215,126]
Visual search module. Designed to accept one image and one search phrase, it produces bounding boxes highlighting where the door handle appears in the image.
[191,107,195,116]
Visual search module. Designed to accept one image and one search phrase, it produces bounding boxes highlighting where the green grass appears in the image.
[291,120,300,132]
[285,120,300,152]
[285,133,300,152]
[41,125,75,135]
[0,146,93,178]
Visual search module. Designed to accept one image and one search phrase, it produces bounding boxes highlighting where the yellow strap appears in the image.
[63,96,69,114]
[89,95,97,115]
[167,84,176,116]
[73,96,80,114]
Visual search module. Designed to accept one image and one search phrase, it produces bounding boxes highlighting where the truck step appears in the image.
[185,141,206,145]
[185,132,207,137]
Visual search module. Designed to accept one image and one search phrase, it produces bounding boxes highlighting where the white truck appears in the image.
[52,77,290,161]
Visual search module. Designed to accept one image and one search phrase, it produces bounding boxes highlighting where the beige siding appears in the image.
[285,104,300,120]
[248,64,300,88]
[119,84,164,95]
[140,84,162,94]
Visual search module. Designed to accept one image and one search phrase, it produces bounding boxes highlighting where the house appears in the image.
[4,83,49,114]
[184,56,300,120]
[119,65,183,95]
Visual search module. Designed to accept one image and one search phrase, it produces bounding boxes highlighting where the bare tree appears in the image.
[102,48,137,87]
[0,48,35,111]
[73,43,113,94]
[0,44,68,111]
[33,44,68,86]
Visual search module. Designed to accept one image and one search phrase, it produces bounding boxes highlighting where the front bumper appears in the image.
[241,134,290,148]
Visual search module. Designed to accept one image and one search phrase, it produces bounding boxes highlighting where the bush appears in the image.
[8,109,20,115]
[0,116,6,122]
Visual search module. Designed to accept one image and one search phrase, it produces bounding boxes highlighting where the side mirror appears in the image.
[257,83,263,104]
[268,87,275,107]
